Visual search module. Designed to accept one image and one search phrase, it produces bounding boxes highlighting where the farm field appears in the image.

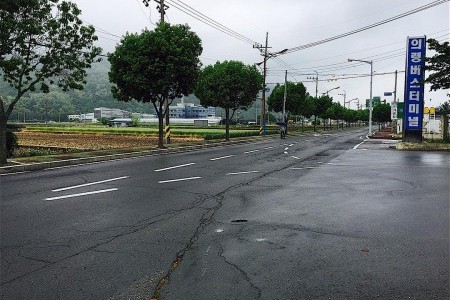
[16,131,203,150]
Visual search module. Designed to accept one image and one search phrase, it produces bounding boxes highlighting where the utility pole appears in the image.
[159,0,170,143]
[143,0,170,143]
[253,32,271,136]
[262,32,268,136]
[393,70,398,102]
[307,71,319,98]
[338,90,347,107]
[283,70,287,123]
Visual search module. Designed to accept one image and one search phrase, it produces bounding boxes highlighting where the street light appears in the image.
[346,97,359,109]
[348,58,373,136]
[322,86,340,96]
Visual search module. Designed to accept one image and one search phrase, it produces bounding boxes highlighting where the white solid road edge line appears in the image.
[226,171,259,175]
[45,188,118,201]
[158,176,202,184]
[154,163,196,172]
[52,176,129,192]
[353,140,368,149]
[210,155,235,161]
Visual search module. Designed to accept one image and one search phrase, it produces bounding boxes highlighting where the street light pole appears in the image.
[347,98,359,109]
[322,86,340,96]
[348,58,373,136]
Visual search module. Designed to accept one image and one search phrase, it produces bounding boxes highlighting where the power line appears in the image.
[165,0,256,45]
[266,34,449,74]
[266,70,406,85]
[134,0,156,25]
[281,0,448,55]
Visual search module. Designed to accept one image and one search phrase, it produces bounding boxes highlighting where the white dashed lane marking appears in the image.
[154,163,196,172]
[158,177,202,184]
[52,176,129,192]
[45,188,118,201]
[210,155,235,161]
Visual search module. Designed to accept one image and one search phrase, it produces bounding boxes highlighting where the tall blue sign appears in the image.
[403,36,426,142]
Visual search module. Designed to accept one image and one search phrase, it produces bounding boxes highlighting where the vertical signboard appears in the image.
[403,36,426,142]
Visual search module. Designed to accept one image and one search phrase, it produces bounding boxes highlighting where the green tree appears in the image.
[268,82,308,120]
[195,61,262,141]
[356,109,369,123]
[108,23,202,147]
[436,101,450,115]
[425,39,450,97]
[372,103,392,124]
[0,0,101,165]
[312,95,333,131]
[325,102,345,129]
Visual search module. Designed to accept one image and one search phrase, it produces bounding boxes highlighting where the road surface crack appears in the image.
[218,243,262,299]
[151,194,224,299]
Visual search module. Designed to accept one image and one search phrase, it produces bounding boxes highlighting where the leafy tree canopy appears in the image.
[425,38,450,96]
[436,101,450,115]
[0,0,101,165]
[195,60,262,140]
[267,82,308,117]
[372,103,391,123]
[313,95,333,119]
[108,23,202,147]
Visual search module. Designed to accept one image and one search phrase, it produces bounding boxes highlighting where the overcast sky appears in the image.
[73,0,449,108]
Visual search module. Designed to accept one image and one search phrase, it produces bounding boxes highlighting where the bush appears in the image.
[6,129,18,158]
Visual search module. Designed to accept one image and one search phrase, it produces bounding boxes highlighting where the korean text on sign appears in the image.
[404,37,426,131]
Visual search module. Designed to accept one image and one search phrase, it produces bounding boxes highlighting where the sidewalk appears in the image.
[370,126,394,139]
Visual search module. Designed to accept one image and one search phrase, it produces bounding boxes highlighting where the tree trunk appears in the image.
[153,101,165,148]
[313,116,317,132]
[158,112,164,148]
[0,106,8,166]
[225,108,230,141]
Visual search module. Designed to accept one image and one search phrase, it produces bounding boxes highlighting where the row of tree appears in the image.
[267,82,392,127]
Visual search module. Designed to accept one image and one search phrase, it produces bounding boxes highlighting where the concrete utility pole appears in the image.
[253,33,270,136]
[338,90,346,107]
[143,0,170,143]
[283,70,287,123]
[253,36,287,136]
[307,71,319,98]
[393,70,398,102]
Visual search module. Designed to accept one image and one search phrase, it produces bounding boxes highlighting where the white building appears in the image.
[94,107,130,119]
[169,97,216,119]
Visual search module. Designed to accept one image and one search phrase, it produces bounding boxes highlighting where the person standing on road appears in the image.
[278,121,287,139]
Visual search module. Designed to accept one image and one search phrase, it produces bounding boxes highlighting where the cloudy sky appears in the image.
[73,0,449,109]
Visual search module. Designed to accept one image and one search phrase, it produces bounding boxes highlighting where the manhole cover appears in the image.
[231,219,248,223]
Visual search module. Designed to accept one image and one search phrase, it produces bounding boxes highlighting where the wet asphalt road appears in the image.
[1,128,449,299]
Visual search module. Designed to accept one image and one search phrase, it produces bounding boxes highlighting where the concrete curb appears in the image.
[396,142,450,151]
[0,137,275,175]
